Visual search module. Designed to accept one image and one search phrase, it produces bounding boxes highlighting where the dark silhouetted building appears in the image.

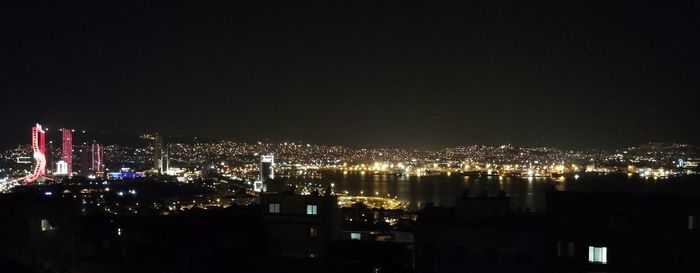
[153,135,163,173]
[415,190,547,273]
[340,203,394,242]
[45,142,54,174]
[79,142,105,176]
[79,143,90,175]
[547,191,700,273]
[259,190,341,259]
[0,194,80,272]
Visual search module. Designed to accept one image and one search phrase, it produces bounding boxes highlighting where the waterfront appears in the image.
[288,172,700,211]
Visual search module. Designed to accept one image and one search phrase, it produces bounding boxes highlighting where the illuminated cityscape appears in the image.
[2,1,700,273]
[0,121,697,272]
[3,137,698,187]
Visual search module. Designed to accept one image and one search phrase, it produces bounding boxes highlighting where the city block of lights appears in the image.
[1,123,698,189]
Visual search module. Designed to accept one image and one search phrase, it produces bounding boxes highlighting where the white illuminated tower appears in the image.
[260,154,275,181]
[255,154,275,192]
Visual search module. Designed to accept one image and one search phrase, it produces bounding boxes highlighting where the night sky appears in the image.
[2,1,699,149]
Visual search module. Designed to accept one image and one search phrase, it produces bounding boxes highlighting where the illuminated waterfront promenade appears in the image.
[337,195,407,210]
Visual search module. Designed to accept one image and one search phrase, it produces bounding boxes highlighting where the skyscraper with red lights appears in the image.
[62,128,73,173]
[25,123,49,184]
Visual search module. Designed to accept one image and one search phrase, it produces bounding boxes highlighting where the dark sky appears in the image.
[1,1,699,149]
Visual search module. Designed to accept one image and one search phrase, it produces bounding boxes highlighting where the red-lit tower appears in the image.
[24,123,52,184]
[91,142,104,173]
[62,128,73,173]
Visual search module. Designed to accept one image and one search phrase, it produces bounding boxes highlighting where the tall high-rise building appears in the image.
[255,154,275,192]
[260,154,275,181]
[25,123,48,184]
[79,141,105,176]
[91,142,104,173]
[45,142,54,174]
[154,135,164,172]
[61,128,73,173]
[80,144,91,175]
[163,143,170,172]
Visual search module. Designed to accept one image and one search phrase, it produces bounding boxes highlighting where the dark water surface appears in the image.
[286,172,700,211]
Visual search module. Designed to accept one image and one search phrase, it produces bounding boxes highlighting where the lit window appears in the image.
[309,227,318,237]
[351,232,361,240]
[41,219,54,231]
[588,246,607,264]
[269,203,280,213]
[306,204,318,215]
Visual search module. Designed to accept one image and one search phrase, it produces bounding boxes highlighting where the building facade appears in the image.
[414,190,546,273]
[61,128,73,174]
[255,154,275,192]
[547,191,700,272]
[259,191,341,259]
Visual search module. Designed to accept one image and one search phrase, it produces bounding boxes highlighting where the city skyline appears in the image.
[3,123,696,175]
[2,2,699,150]
[2,2,700,272]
